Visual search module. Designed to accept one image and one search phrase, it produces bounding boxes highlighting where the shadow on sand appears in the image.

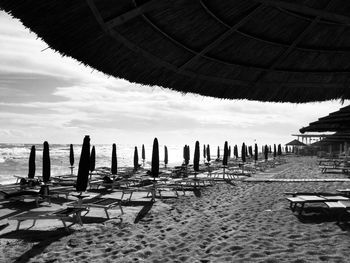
[0,229,71,263]
[296,207,350,230]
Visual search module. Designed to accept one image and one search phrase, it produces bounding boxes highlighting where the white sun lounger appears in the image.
[9,207,86,231]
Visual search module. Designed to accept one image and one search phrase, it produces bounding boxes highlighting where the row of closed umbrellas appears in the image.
[26,136,288,192]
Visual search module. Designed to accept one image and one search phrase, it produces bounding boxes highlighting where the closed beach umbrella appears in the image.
[203,145,206,161]
[28,145,35,179]
[206,144,211,163]
[164,146,168,167]
[264,145,269,161]
[217,146,220,159]
[241,143,246,163]
[90,146,96,173]
[278,144,282,156]
[183,145,186,164]
[194,141,200,172]
[151,138,159,178]
[111,143,117,176]
[234,145,238,159]
[42,141,50,183]
[76,135,90,192]
[69,144,74,167]
[273,144,277,158]
[134,146,139,170]
[254,144,258,162]
[184,145,190,165]
[228,146,231,158]
[69,144,74,175]
[269,145,272,153]
[223,141,228,166]
[142,144,145,162]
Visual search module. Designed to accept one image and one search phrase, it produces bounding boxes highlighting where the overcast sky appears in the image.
[0,10,346,147]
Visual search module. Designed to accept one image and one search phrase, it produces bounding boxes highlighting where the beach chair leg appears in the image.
[76,212,83,226]
[290,202,296,212]
[61,220,69,231]
[82,209,90,217]
[119,204,124,214]
[16,220,21,231]
[31,219,37,229]
[104,208,110,219]
[298,204,305,215]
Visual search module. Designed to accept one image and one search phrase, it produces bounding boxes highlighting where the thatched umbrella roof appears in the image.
[315,131,350,143]
[285,139,307,146]
[300,105,350,133]
[2,1,350,102]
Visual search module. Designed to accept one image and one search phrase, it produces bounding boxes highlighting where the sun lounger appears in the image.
[9,207,86,231]
[286,195,349,215]
[324,200,350,223]
[89,177,138,190]
[336,189,350,196]
[121,185,156,201]
[284,192,345,197]
[0,189,45,207]
[67,197,123,219]
[49,186,76,199]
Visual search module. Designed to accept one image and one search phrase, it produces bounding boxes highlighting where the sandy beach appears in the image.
[2,156,350,262]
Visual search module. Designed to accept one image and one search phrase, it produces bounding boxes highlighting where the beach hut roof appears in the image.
[321,131,350,142]
[300,105,350,133]
[285,139,307,146]
[2,1,350,102]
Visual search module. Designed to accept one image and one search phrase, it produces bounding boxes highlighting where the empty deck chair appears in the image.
[0,189,44,207]
[9,207,86,231]
[286,194,349,215]
[68,197,123,219]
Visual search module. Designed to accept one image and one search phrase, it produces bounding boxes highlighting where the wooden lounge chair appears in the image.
[286,195,349,215]
[324,200,350,223]
[9,207,86,231]
[67,197,123,219]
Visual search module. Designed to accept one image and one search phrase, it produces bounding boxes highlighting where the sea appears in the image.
[0,143,188,184]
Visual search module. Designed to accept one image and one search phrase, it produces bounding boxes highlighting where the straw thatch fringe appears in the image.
[2,0,350,102]
[300,105,350,133]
